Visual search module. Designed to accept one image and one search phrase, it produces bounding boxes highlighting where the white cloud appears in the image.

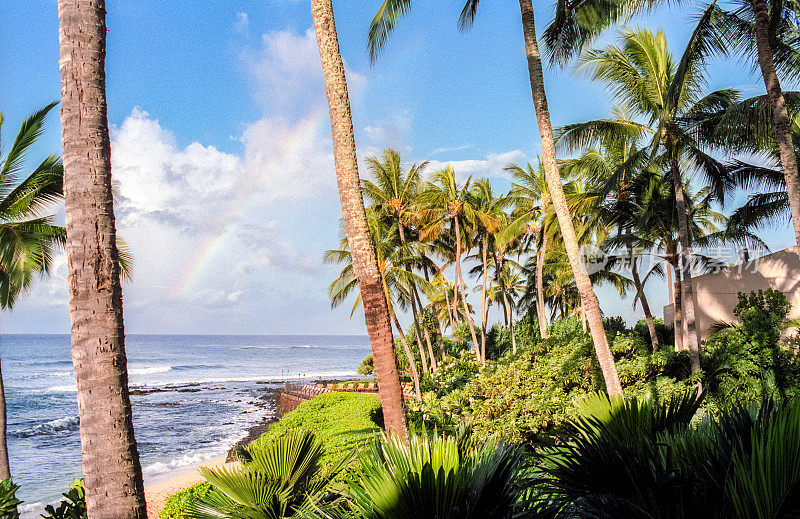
[422,149,527,180]
[242,28,365,116]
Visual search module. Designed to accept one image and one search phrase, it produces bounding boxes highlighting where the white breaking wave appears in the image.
[129,365,172,375]
[14,415,79,438]
[46,384,77,393]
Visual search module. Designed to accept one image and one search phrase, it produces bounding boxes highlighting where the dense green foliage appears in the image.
[409,317,692,444]
[251,392,383,476]
[530,393,800,518]
[42,479,87,519]
[702,289,800,408]
[188,430,344,518]
[159,482,211,519]
[0,478,20,519]
[346,433,526,519]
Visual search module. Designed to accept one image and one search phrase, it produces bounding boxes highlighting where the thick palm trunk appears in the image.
[0,358,9,481]
[632,256,659,351]
[390,309,422,400]
[57,2,147,516]
[454,217,481,362]
[480,238,489,363]
[669,159,701,372]
[517,0,622,395]
[673,265,684,352]
[752,0,800,246]
[310,0,408,437]
[536,230,549,339]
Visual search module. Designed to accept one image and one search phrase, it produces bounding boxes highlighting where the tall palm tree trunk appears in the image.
[389,309,422,400]
[480,238,490,363]
[310,0,408,437]
[751,0,800,246]
[454,217,481,362]
[0,358,9,481]
[409,295,430,375]
[505,294,517,354]
[397,225,430,374]
[669,159,701,372]
[632,256,659,351]
[413,288,438,371]
[517,0,622,395]
[495,252,518,354]
[536,230,549,339]
[673,263,684,352]
[57,2,147,516]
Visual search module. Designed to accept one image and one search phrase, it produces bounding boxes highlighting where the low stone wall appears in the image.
[276,380,415,418]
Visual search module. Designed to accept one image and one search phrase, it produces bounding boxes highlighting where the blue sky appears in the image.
[0,0,795,334]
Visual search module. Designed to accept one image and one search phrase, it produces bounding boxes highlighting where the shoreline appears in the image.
[142,378,361,517]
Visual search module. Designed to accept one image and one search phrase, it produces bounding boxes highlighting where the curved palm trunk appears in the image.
[751,0,800,246]
[669,159,701,373]
[454,217,481,362]
[517,0,622,396]
[536,230,549,339]
[57,2,147,516]
[631,255,659,351]
[0,358,9,481]
[389,309,422,400]
[311,0,408,437]
[480,238,489,363]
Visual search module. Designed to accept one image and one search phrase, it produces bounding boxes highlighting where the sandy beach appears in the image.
[144,457,238,519]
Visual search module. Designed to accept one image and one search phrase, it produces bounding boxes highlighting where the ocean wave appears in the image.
[128,365,172,375]
[129,370,358,389]
[46,384,77,393]
[143,450,225,480]
[13,415,79,438]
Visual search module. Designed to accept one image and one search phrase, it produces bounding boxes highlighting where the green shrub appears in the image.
[702,289,800,408]
[42,478,86,519]
[634,317,674,347]
[250,392,382,477]
[158,482,211,519]
[346,433,526,519]
[188,431,344,518]
[357,353,374,375]
[0,478,20,519]
[411,317,693,445]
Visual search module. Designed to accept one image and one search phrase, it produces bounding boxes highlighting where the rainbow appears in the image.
[173,110,328,296]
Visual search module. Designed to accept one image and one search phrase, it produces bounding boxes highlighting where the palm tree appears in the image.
[556,22,735,373]
[560,107,661,349]
[470,179,508,363]
[0,103,65,484]
[502,161,558,339]
[56,1,147,515]
[310,0,408,438]
[347,432,527,519]
[325,211,427,400]
[368,0,622,395]
[545,0,800,249]
[189,430,345,518]
[362,149,435,373]
[419,167,483,363]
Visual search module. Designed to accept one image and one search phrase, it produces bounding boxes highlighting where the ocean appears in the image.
[0,334,370,516]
